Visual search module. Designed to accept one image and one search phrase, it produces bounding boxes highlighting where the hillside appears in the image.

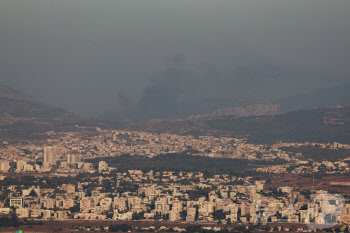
[0,84,70,118]
[187,104,280,120]
[277,83,350,112]
[0,85,95,141]
[205,106,350,144]
[121,105,350,144]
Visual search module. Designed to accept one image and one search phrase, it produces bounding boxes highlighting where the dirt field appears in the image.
[0,220,321,233]
[265,174,350,194]
[280,146,350,162]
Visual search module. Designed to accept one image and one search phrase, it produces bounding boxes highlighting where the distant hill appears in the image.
[0,84,69,118]
[0,85,93,141]
[187,104,279,120]
[277,83,350,112]
[205,106,350,144]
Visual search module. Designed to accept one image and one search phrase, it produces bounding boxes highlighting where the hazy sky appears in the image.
[1,0,349,119]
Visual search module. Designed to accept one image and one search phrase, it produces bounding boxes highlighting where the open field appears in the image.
[280,146,350,162]
[265,174,350,193]
[86,153,286,174]
[0,220,328,233]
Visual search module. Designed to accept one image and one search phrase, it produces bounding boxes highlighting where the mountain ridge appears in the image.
[205,105,350,144]
[276,83,350,112]
[0,84,70,118]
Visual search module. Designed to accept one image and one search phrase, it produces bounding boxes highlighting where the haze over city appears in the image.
[1,0,350,119]
[1,1,350,233]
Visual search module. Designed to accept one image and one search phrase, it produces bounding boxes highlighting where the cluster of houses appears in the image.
[1,167,349,229]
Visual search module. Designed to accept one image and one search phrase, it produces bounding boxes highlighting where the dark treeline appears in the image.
[86,153,287,174]
[280,146,350,162]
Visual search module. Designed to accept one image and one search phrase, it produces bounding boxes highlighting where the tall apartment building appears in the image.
[44,146,58,165]
[16,160,27,171]
[0,161,10,172]
[67,153,80,165]
[98,161,108,172]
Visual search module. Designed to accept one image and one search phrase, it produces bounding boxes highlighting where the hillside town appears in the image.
[0,128,293,175]
[1,128,349,176]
